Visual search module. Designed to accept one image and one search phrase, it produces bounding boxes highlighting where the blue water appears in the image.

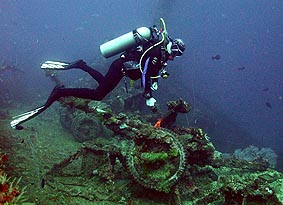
[1,1,282,165]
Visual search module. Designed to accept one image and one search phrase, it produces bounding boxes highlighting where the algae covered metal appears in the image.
[41,98,283,204]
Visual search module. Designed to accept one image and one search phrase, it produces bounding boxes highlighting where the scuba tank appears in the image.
[100,27,152,58]
[100,18,170,80]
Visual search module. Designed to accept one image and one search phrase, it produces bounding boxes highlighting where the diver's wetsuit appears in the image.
[44,42,167,108]
[10,40,173,130]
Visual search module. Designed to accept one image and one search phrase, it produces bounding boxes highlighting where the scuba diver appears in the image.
[11,18,185,130]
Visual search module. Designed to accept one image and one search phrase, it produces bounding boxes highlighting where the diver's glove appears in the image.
[146,97,157,107]
[143,92,156,107]
[151,82,158,91]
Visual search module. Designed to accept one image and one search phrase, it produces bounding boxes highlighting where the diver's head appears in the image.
[167,38,185,60]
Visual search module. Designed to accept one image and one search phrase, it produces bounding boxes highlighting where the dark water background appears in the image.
[1,1,282,165]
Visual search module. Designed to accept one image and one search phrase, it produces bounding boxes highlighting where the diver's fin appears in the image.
[10,105,46,130]
[41,60,83,70]
[41,60,70,70]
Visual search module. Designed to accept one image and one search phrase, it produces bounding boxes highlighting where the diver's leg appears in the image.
[41,59,105,84]
[69,60,105,84]
[10,85,96,129]
[10,85,121,130]
[11,60,124,129]
[44,86,105,104]
[93,59,125,97]
[45,59,124,104]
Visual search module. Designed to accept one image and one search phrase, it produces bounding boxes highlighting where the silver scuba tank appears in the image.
[100,27,152,58]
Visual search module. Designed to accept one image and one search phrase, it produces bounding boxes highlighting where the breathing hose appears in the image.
[139,18,167,74]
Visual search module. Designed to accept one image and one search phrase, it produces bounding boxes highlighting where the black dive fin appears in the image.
[10,105,47,129]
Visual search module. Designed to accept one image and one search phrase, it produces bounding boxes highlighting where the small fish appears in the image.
[41,178,45,188]
[265,102,272,109]
[212,54,221,60]
[236,66,245,71]
[15,125,24,130]
[262,88,269,92]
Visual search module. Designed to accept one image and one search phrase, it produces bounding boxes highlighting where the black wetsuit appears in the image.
[45,41,168,108]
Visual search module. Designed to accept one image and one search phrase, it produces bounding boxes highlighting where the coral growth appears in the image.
[233,145,278,168]
[45,98,283,204]
[0,153,25,205]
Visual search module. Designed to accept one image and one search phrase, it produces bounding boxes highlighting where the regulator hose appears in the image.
[139,18,167,74]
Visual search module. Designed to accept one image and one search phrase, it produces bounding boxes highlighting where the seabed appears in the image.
[0,100,283,205]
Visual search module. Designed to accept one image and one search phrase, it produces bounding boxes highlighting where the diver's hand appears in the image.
[146,97,157,112]
[151,82,158,91]
[146,97,156,107]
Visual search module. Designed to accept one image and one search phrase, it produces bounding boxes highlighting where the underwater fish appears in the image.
[212,54,221,60]
[262,88,269,92]
[236,66,245,71]
[15,125,24,130]
[265,102,272,109]
[41,178,45,188]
